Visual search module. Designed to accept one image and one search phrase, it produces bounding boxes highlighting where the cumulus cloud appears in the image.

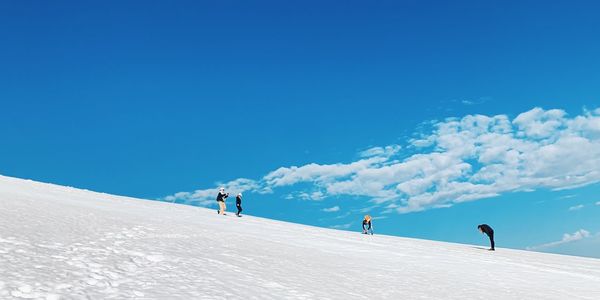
[526,229,591,250]
[513,108,566,139]
[322,206,340,213]
[165,107,600,213]
[263,156,389,188]
[568,204,584,211]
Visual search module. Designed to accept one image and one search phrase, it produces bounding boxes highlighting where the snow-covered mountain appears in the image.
[1,175,599,299]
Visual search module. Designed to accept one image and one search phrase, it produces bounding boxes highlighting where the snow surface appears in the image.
[1,175,600,299]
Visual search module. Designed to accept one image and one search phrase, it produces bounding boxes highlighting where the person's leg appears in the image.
[489,232,495,250]
[218,201,225,214]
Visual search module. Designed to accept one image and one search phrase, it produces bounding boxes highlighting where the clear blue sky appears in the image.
[1,1,600,257]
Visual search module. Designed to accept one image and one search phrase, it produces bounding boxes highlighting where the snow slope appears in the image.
[1,175,599,300]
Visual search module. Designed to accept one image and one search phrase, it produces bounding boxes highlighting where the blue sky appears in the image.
[1,1,600,258]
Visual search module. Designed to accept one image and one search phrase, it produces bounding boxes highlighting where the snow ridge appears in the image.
[1,175,599,299]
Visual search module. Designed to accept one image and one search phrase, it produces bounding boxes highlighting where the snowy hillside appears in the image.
[1,175,599,299]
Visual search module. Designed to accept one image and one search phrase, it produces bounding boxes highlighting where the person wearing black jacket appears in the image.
[216,187,229,215]
[477,224,495,251]
[235,193,243,217]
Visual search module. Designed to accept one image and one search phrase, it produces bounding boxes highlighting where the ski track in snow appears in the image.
[1,175,600,299]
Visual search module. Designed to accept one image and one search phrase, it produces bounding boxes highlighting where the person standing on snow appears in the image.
[362,215,373,235]
[235,193,243,217]
[477,224,495,251]
[216,187,229,215]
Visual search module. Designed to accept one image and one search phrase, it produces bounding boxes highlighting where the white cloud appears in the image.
[458,97,491,106]
[163,178,260,207]
[263,155,388,188]
[165,107,600,213]
[285,191,326,201]
[359,145,402,158]
[322,206,340,213]
[330,223,352,229]
[596,201,600,206]
[513,108,566,139]
[527,229,591,250]
[568,204,584,211]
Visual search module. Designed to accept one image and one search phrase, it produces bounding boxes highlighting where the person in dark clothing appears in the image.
[362,215,373,235]
[216,187,229,215]
[477,224,495,251]
[235,193,243,217]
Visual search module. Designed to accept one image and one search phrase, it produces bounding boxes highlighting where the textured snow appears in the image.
[1,175,600,299]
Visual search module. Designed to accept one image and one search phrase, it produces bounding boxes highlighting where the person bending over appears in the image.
[477,224,495,251]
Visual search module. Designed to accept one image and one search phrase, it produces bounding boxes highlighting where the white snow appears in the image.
[1,175,600,299]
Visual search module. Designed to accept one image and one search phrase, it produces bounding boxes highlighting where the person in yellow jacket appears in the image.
[362,215,373,235]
